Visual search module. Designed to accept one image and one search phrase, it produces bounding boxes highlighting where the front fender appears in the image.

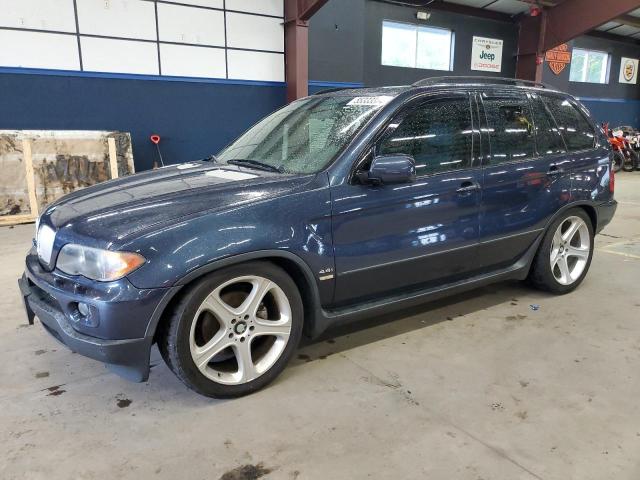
[141,249,326,342]
[121,174,334,301]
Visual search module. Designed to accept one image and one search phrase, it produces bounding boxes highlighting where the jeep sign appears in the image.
[471,36,503,72]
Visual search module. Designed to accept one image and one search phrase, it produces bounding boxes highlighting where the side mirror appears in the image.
[359,154,416,185]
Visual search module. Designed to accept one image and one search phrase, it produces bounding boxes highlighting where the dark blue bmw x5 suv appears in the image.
[20,77,617,397]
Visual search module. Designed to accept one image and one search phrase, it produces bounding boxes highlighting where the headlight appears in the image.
[57,244,146,281]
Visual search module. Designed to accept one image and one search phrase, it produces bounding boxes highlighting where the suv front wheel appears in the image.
[528,209,594,294]
[158,262,303,398]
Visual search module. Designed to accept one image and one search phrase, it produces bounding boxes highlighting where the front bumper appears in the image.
[20,252,179,381]
[595,199,617,233]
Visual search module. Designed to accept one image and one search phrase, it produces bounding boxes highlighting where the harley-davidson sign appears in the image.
[545,44,572,75]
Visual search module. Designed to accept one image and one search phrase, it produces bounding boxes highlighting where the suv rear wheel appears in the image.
[158,262,303,398]
[528,209,594,294]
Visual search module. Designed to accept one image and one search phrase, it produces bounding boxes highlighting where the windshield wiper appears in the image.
[226,159,284,173]
[195,154,218,163]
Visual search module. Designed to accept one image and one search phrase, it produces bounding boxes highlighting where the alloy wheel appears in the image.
[189,275,292,385]
[549,216,590,286]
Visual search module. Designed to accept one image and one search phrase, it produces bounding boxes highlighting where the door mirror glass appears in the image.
[362,154,416,185]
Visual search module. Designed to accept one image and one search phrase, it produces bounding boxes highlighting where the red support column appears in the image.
[284,14,309,102]
[516,13,545,81]
[284,0,328,102]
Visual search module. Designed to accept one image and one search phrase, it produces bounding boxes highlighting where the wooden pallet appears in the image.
[0,131,134,227]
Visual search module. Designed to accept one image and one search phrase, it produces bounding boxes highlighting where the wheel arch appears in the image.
[522,201,598,280]
[544,201,597,233]
[149,251,323,343]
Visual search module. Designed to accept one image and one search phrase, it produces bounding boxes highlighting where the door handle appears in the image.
[456,181,481,194]
[547,165,564,176]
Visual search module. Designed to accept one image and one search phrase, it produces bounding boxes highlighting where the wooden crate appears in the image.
[0,131,135,226]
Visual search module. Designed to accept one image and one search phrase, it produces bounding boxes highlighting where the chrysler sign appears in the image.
[471,36,503,72]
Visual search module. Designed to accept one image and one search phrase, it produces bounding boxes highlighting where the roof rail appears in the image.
[412,76,552,89]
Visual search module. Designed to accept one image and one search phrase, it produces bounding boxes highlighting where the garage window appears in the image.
[381,21,454,71]
[569,48,610,84]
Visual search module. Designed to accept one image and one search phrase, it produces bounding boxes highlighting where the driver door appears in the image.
[330,93,483,305]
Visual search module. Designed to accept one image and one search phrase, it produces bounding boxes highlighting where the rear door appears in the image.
[476,90,572,271]
[330,93,482,305]
[540,94,608,203]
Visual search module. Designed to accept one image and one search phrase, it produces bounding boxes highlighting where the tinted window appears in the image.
[378,98,472,175]
[542,96,595,151]
[482,95,535,164]
[531,95,566,155]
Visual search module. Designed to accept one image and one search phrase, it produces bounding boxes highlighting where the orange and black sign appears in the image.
[545,44,572,75]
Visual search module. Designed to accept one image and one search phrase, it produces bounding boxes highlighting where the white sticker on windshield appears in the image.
[205,169,258,181]
[346,96,394,107]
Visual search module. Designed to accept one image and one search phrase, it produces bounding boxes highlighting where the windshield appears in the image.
[217,94,394,174]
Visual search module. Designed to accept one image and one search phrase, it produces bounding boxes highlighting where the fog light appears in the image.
[77,302,90,317]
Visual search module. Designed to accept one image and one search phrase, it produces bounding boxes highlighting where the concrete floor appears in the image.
[1,175,639,480]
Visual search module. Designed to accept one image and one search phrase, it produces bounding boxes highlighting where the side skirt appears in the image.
[310,232,543,337]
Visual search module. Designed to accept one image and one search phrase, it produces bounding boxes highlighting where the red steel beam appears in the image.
[299,0,328,21]
[284,0,329,102]
[542,0,640,51]
[516,0,640,80]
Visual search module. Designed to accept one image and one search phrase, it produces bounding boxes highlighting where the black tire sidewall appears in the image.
[613,151,624,172]
[531,208,594,294]
[622,150,635,172]
[169,262,304,398]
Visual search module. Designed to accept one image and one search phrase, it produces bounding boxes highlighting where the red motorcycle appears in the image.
[603,123,637,172]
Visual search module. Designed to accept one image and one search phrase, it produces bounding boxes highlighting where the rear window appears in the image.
[542,95,595,152]
[482,94,536,164]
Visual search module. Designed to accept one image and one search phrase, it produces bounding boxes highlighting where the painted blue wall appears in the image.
[0,70,365,172]
[0,70,287,171]
[577,98,640,128]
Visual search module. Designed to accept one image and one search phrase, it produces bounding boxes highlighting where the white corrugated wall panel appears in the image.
[0,0,77,32]
[160,44,226,78]
[157,3,225,46]
[76,0,157,40]
[226,12,284,52]
[0,30,79,69]
[227,50,284,81]
[81,36,159,74]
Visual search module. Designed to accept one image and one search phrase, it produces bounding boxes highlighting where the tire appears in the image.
[158,261,304,398]
[528,208,594,295]
[612,150,625,172]
[623,149,638,172]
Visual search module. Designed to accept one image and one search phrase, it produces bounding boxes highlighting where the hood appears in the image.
[44,162,314,245]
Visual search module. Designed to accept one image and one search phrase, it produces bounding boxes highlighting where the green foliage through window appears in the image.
[569,48,609,84]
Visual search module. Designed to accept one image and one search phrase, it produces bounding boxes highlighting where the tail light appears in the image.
[610,159,615,193]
